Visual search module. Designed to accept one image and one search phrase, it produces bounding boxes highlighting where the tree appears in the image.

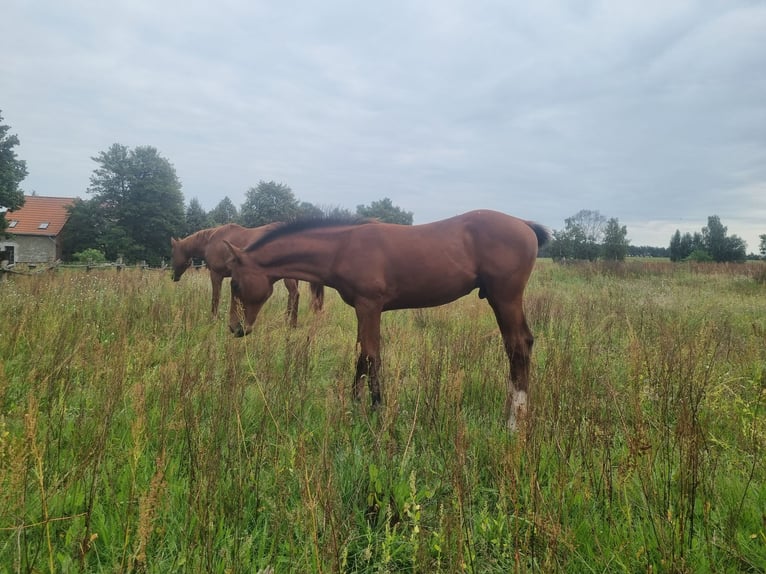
[356,197,413,224]
[83,144,184,264]
[60,198,109,261]
[701,215,746,263]
[0,111,28,235]
[184,197,211,235]
[602,218,629,261]
[669,230,699,261]
[760,234,766,259]
[549,209,605,261]
[209,196,238,226]
[297,201,325,219]
[298,202,353,219]
[627,245,668,258]
[240,180,298,227]
[669,216,746,263]
[566,209,607,244]
[669,230,683,262]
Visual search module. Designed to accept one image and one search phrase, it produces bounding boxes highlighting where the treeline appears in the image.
[668,216,749,262]
[540,209,761,262]
[61,144,413,265]
[3,113,764,265]
[541,209,632,261]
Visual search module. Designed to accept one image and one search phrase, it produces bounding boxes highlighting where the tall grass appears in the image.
[1,261,764,572]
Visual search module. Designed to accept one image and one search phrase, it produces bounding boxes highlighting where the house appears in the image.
[1,195,76,265]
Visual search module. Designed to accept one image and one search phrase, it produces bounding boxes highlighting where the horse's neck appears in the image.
[182,228,215,257]
[256,232,342,284]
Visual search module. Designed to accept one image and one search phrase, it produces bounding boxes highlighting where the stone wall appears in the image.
[2,236,59,263]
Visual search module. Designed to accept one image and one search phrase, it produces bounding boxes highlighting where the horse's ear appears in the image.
[223,239,243,265]
[171,237,177,246]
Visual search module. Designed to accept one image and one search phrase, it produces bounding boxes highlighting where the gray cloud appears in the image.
[2,0,764,249]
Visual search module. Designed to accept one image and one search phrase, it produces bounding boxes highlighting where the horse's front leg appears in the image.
[228,282,246,336]
[353,304,382,406]
[209,270,224,318]
[283,278,300,327]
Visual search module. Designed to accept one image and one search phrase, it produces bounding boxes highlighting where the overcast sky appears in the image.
[2,0,764,249]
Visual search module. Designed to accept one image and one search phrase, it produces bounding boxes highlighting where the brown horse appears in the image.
[170,223,324,329]
[224,210,550,430]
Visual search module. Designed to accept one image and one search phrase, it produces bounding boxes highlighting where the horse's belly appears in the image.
[384,279,476,311]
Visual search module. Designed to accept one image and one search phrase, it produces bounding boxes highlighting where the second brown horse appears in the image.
[224,210,549,430]
[171,223,324,329]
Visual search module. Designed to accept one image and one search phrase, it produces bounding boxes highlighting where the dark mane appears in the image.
[246,215,374,252]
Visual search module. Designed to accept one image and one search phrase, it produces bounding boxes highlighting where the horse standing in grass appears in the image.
[223,210,550,430]
[171,223,324,328]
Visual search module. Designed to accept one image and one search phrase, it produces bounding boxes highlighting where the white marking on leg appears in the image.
[507,390,528,431]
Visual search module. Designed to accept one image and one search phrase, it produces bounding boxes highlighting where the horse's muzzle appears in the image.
[232,324,246,338]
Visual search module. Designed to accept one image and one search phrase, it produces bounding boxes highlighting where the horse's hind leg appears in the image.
[309,282,324,313]
[487,293,535,431]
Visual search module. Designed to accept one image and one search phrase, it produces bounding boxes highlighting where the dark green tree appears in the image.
[601,217,629,261]
[759,234,766,259]
[356,197,413,224]
[209,196,238,226]
[85,144,184,264]
[669,231,701,261]
[702,215,746,263]
[669,231,694,261]
[297,201,325,219]
[669,230,684,262]
[684,232,703,258]
[61,198,109,260]
[240,180,298,227]
[669,217,746,263]
[298,202,354,219]
[0,111,28,235]
[184,197,211,235]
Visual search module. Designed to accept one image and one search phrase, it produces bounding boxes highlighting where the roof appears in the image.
[3,195,76,236]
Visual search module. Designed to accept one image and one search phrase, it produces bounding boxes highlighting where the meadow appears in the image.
[0,260,764,573]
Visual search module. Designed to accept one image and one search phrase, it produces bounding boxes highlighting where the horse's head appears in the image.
[224,240,274,337]
[170,237,192,281]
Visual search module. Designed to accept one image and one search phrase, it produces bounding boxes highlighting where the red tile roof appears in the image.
[4,195,76,236]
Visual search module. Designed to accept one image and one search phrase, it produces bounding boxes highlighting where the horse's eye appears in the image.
[231,280,239,293]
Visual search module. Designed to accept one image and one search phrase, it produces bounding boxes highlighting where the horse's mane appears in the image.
[176,224,240,255]
[246,215,374,252]
[184,224,232,243]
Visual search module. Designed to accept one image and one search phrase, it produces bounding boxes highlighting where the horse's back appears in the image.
[378,209,542,257]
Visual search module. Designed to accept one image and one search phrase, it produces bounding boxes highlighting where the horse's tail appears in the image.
[526,221,552,248]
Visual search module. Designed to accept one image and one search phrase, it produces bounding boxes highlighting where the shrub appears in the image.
[685,249,713,262]
[72,248,107,264]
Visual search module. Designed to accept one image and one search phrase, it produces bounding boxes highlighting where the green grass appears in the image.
[1,261,764,573]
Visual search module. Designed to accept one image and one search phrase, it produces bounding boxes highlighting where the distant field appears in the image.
[1,260,764,572]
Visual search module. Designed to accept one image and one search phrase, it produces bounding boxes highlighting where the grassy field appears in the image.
[1,260,764,573]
